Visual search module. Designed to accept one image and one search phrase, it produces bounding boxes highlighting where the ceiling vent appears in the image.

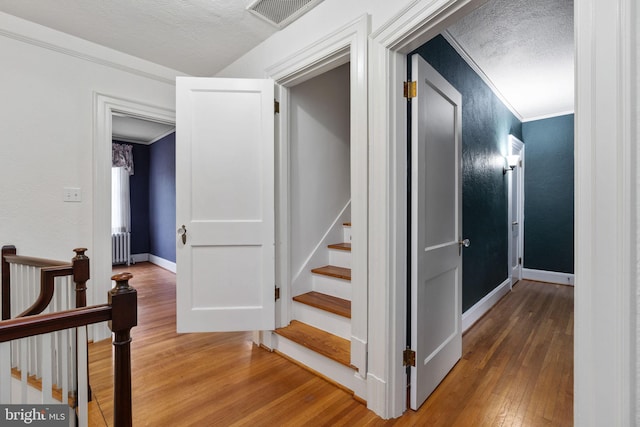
[247,0,325,29]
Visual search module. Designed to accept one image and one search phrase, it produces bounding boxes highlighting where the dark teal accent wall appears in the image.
[522,115,574,273]
[413,35,522,311]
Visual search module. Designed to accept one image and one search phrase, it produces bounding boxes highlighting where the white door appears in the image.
[508,135,524,284]
[410,54,463,410]
[175,77,275,333]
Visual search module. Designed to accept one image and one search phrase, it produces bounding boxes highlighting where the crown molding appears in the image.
[0,11,186,84]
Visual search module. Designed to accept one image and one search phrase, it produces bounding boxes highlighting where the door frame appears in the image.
[93,93,175,342]
[369,0,637,422]
[263,15,369,379]
[507,135,524,288]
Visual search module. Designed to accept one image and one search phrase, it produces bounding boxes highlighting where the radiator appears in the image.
[112,232,131,265]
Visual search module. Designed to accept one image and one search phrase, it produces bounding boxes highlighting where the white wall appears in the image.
[0,12,179,292]
[290,63,350,279]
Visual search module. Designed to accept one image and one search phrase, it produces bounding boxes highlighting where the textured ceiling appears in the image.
[0,0,277,76]
[447,0,574,119]
[0,0,573,121]
[112,115,175,144]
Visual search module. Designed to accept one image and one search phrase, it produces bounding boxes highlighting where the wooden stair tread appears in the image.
[311,265,351,281]
[293,291,351,318]
[275,320,351,367]
[328,242,351,252]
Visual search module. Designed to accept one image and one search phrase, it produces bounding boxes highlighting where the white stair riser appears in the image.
[329,249,351,269]
[312,275,351,300]
[273,334,357,393]
[293,302,351,340]
[343,226,352,243]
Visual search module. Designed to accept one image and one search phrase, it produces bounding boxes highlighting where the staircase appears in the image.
[274,222,357,392]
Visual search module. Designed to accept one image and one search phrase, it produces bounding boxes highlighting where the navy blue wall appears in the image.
[413,35,522,311]
[117,134,175,264]
[128,143,150,255]
[522,115,574,273]
[149,133,176,263]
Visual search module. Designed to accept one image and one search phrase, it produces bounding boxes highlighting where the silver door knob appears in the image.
[459,239,470,248]
[177,225,187,244]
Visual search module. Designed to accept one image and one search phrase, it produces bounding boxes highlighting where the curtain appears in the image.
[112,143,134,175]
[111,167,131,233]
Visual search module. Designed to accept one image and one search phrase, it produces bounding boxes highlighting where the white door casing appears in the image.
[175,77,275,333]
[410,54,463,410]
[508,135,524,286]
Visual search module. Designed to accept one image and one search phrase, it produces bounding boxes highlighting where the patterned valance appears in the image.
[112,143,134,175]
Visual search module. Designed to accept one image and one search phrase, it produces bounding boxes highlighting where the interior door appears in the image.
[410,54,463,410]
[175,77,275,333]
[509,135,524,284]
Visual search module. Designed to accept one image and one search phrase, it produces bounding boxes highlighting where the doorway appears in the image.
[93,93,175,342]
[111,113,176,271]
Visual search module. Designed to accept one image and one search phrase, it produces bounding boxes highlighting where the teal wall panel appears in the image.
[522,115,574,273]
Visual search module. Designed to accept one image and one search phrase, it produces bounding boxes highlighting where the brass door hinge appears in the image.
[274,100,280,114]
[275,287,280,301]
[403,348,416,367]
[519,257,522,265]
[404,81,417,99]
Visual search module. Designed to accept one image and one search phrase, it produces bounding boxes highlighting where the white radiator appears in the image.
[112,232,131,265]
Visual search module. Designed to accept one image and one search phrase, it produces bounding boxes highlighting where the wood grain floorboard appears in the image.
[89,263,572,426]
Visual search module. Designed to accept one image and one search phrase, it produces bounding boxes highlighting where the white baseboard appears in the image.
[131,253,149,263]
[149,254,176,273]
[462,278,511,333]
[522,268,574,286]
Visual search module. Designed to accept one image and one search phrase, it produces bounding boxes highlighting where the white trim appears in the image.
[522,110,575,123]
[522,268,575,286]
[441,30,523,121]
[369,0,487,419]
[148,254,176,273]
[93,93,175,342]
[574,0,636,424]
[131,253,150,264]
[462,278,511,332]
[0,11,185,84]
[265,15,369,377]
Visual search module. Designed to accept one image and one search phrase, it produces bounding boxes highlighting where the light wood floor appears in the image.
[88,263,573,426]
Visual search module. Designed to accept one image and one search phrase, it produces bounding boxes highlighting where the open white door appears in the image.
[508,135,524,285]
[176,77,275,333]
[410,54,463,410]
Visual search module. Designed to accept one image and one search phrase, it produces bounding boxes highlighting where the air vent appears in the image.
[247,0,324,29]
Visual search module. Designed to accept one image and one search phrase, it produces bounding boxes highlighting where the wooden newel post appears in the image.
[1,245,16,320]
[109,272,137,427]
[72,248,89,308]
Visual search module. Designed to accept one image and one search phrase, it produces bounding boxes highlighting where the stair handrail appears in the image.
[1,245,89,320]
[0,272,137,427]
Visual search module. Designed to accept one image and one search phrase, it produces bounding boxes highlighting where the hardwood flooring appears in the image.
[88,263,572,426]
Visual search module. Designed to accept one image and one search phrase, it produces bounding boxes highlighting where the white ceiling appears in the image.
[112,115,175,145]
[446,0,574,120]
[0,0,573,124]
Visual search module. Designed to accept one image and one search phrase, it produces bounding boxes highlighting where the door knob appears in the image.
[177,225,187,244]
[512,221,519,226]
[458,238,470,255]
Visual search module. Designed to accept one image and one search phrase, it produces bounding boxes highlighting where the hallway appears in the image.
[88,263,572,426]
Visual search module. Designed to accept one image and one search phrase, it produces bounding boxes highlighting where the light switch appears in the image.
[63,187,82,202]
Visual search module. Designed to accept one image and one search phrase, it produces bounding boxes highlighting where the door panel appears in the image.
[176,77,275,333]
[509,135,524,283]
[410,54,463,410]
